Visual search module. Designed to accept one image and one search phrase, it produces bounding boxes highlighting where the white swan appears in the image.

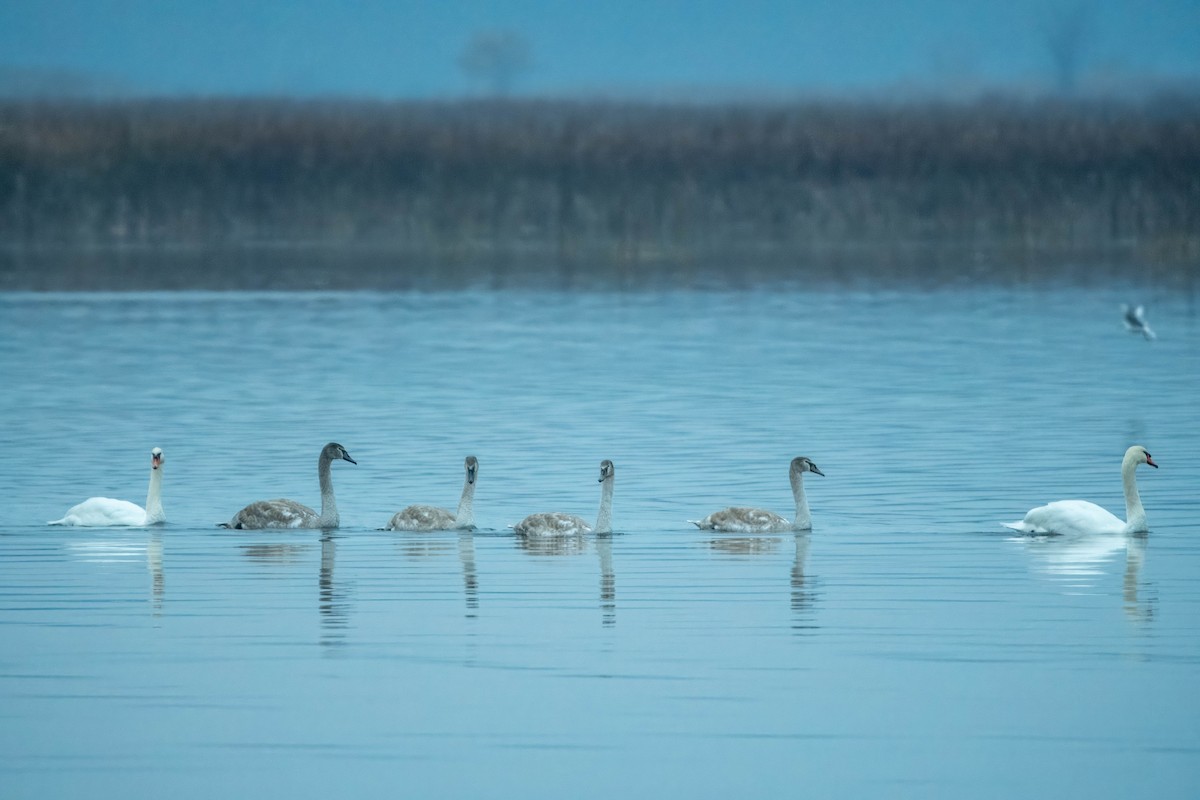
[690,456,824,532]
[386,456,478,531]
[48,447,166,527]
[1003,445,1158,536]
[513,459,614,536]
[219,442,356,529]
[1122,304,1156,340]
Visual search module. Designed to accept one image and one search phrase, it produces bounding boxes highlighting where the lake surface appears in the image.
[1,286,1198,798]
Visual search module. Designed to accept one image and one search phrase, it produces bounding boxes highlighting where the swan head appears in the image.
[151,447,164,470]
[1126,445,1157,469]
[464,455,478,484]
[791,456,823,478]
[599,459,615,483]
[323,442,357,465]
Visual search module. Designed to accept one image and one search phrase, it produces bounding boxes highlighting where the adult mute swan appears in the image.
[219,442,356,529]
[513,459,614,536]
[690,456,824,533]
[48,447,166,527]
[1003,445,1158,536]
[386,456,478,531]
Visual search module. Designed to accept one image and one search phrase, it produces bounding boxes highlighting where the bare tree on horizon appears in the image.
[1043,3,1094,95]
[458,29,532,96]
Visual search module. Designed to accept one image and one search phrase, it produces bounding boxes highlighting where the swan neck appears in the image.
[594,478,614,534]
[455,477,476,526]
[1122,456,1146,532]
[317,452,339,527]
[791,471,811,530]
[144,464,165,524]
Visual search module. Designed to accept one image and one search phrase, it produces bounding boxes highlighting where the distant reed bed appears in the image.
[0,96,1196,288]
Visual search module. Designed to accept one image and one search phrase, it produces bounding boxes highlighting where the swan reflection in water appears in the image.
[67,531,165,616]
[706,532,817,631]
[1013,530,1155,622]
[597,534,615,627]
[516,532,588,556]
[1123,532,1153,623]
[515,532,617,625]
[319,532,350,646]
[393,531,479,616]
[394,533,455,560]
[708,536,782,555]
[147,532,164,616]
[790,534,816,628]
[237,536,351,648]
[459,531,478,616]
[239,542,309,564]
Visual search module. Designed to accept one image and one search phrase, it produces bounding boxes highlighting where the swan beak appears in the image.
[152,454,162,470]
[1146,456,1158,468]
[810,465,824,477]
[342,453,357,465]
[467,467,476,484]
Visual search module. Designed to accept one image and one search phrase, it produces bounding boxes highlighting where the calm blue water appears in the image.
[1,287,1198,798]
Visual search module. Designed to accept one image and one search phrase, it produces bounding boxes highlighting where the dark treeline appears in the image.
[1,96,1198,287]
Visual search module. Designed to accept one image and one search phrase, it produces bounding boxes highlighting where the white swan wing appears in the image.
[694,507,790,533]
[387,505,456,531]
[49,497,146,527]
[226,499,318,529]
[514,512,591,537]
[1003,500,1125,536]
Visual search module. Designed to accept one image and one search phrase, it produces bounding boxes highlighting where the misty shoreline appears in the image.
[2,239,1190,292]
[1,96,1197,290]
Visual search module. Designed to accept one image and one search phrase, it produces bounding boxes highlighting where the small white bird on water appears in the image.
[1122,304,1156,340]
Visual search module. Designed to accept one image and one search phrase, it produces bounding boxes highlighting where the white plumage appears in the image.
[1122,304,1156,340]
[48,447,165,527]
[1003,445,1158,536]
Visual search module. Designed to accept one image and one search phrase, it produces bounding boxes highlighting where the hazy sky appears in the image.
[1,0,1198,98]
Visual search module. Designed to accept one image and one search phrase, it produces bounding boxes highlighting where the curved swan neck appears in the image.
[144,464,165,525]
[455,477,476,526]
[317,451,339,527]
[1122,453,1146,532]
[594,478,614,534]
[791,470,811,530]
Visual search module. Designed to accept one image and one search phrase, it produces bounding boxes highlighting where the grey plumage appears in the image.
[219,442,356,529]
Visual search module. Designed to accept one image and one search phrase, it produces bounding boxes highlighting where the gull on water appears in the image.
[1122,304,1156,340]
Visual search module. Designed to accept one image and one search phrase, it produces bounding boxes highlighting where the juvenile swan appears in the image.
[690,456,824,532]
[219,442,356,529]
[513,460,614,536]
[386,456,478,531]
[48,447,166,527]
[1003,445,1158,536]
